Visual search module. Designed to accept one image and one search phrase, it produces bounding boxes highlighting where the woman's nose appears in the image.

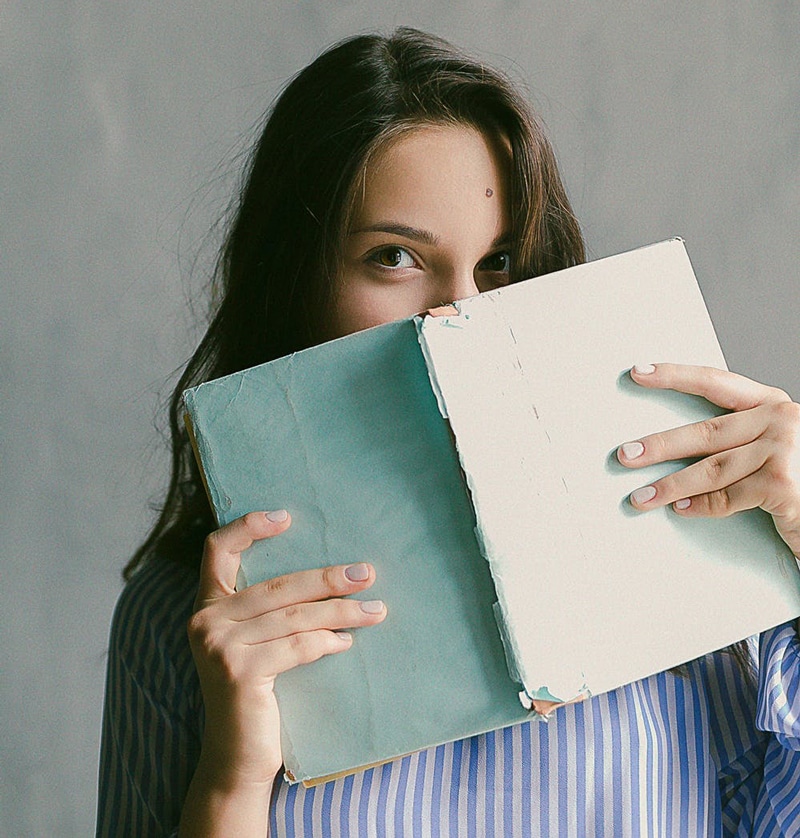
[440,270,479,304]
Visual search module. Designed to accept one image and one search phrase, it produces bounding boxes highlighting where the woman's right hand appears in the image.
[180,510,386,835]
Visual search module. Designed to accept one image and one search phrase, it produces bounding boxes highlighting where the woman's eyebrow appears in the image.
[350,223,440,245]
[350,223,512,251]
[488,232,512,249]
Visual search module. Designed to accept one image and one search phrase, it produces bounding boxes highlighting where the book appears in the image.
[183,238,800,784]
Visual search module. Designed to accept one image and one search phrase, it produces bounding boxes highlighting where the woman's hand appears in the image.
[180,510,386,836]
[616,363,800,559]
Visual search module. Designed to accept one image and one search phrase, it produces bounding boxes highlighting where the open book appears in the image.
[183,239,800,784]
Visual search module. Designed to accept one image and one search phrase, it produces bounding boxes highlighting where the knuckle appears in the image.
[704,455,725,481]
[655,476,674,499]
[187,614,214,647]
[698,417,723,446]
[766,460,796,493]
[339,599,360,621]
[708,488,732,516]
[187,609,256,685]
[186,609,209,643]
[202,530,224,557]
[774,400,800,425]
[286,630,339,665]
[242,511,266,531]
[282,603,305,623]
[321,564,346,594]
[261,574,289,598]
[287,631,316,659]
[187,611,231,666]
[769,387,792,404]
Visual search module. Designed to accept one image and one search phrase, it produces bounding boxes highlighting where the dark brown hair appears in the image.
[126,28,585,578]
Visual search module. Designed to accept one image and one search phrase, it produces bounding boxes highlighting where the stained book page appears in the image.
[418,238,800,703]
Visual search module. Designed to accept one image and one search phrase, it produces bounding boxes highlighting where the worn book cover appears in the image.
[184,239,800,784]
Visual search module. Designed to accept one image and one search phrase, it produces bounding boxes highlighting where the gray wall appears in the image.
[3,3,798,834]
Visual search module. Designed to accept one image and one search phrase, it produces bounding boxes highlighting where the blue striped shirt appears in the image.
[97,558,800,836]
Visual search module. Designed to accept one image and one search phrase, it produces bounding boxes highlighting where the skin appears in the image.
[331,124,513,335]
[619,363,800,558]
[179,124,800,835]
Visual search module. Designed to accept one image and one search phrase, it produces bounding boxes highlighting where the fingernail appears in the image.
[675,498,691,510]
[631,485,657,505]
[335,632,352,643]
[633,363,656,375]
[620,441,644,460]
[345,563,370,582]
[266,509,288,522]
[359,600,385,614]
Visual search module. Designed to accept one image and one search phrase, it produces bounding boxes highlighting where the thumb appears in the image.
[195,510,292,606]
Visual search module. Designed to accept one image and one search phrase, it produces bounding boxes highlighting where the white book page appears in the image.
[418,239,800,703]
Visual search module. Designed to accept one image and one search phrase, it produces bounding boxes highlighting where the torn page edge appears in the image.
[421,308,533,700]
[414,314,450,418]
[480,533,533,689]
[423,301,594,706]
[473,511,530,703]
[492,601,523,685]
[518,682,593,714]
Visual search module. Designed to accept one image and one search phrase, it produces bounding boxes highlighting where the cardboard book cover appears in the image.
[183,238,800,784]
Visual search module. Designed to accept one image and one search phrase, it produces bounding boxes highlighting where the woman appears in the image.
[97,28,800,837]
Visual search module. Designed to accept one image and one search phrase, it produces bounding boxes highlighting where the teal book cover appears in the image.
[184,239,800,784]
[183,317,532,784]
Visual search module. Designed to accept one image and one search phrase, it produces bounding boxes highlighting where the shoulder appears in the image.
[112,557,198,640]
[99,559,203,835]
[108,557,200,701]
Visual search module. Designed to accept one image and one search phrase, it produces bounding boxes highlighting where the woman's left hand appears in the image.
[616,363,800,559]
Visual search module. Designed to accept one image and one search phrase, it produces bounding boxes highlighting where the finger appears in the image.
[628,440,769,510]
[669,472,772,519]
[237,596,387,646]
[247,628,358,678]
[617,408,769,468]
[630,363,790,411]
[196,510,292,605]
[225,561,377,621]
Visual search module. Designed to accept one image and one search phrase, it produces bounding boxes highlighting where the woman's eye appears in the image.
[479,251,511,274]
[368,246,417,269]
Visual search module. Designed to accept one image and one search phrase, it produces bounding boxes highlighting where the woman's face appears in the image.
[331,124,512,338]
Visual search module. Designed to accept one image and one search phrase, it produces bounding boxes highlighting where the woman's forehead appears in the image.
[353,124,511,239]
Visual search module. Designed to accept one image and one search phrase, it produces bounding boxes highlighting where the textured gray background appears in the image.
[3,3,798,834]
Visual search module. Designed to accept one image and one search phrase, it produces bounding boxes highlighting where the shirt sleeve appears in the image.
[701,627,800,837]
[752,621,800,835]
[96,559,203,838]
[756,621,800,750]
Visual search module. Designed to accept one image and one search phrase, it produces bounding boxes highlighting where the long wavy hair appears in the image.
[126,28,753,682]
[126,28,584,577]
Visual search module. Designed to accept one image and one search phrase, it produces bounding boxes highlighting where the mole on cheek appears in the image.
[485,187,494,197]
